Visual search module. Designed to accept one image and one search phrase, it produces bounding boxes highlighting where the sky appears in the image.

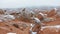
[0,0,60,8]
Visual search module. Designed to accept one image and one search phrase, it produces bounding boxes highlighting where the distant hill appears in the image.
[0,6,60,11]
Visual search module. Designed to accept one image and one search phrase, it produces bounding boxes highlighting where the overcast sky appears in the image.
[0,0,60,8]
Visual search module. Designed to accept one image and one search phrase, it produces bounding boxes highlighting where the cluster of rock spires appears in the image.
[0,8,58,22]
[0,8,60,34]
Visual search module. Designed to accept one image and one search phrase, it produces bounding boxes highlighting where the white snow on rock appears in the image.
[31,17,41,24]
[31,32,37,34]
[41,25,60,31]
[0,15,15,21]
[3,15,15,19]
